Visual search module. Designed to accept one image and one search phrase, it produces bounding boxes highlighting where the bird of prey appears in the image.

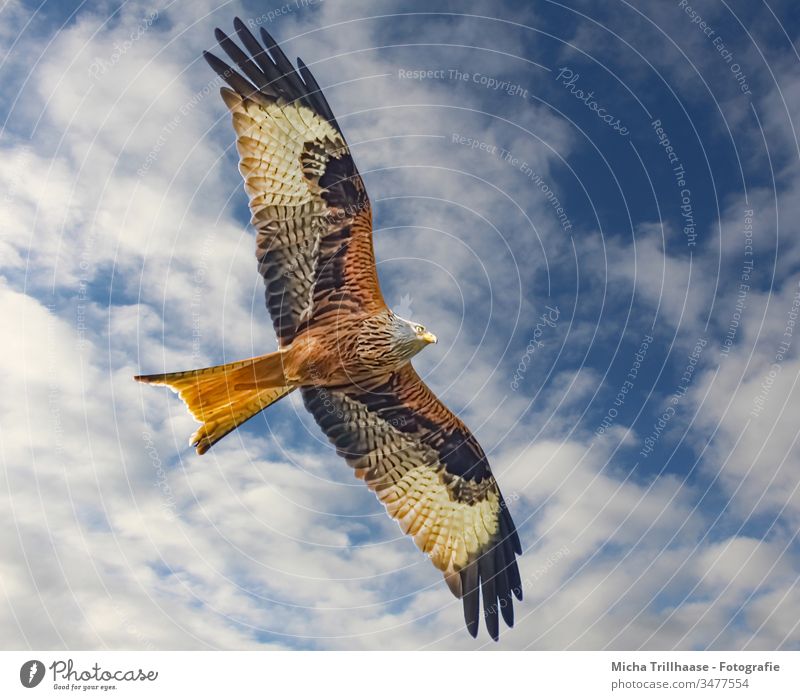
[135,19,522,641]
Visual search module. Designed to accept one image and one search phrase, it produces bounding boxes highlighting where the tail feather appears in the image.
[135,351,294,454]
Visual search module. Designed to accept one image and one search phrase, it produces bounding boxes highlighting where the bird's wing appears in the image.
[205,20,385,346]
[301,363,523,640]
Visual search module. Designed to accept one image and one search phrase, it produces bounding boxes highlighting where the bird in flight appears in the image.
[135,19,522,640]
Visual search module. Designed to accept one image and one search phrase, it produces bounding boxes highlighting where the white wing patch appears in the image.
[223,88,343,213]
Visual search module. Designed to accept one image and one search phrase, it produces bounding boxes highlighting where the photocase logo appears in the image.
[20,660,45,688]
[394,293,414,319]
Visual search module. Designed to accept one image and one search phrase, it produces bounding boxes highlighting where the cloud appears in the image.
[1,0,799,651]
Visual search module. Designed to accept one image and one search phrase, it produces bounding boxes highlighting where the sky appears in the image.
[1,0,799,650]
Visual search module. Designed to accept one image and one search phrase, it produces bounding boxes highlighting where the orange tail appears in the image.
[135,351,294,454]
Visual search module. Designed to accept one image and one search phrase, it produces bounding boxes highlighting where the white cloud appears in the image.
[2,0,799,652]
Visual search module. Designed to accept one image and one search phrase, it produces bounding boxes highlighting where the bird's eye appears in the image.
[416,325,425,334]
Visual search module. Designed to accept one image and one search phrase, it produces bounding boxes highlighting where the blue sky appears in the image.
[1,0,800,649]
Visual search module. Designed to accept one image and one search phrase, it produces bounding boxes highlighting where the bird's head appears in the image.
[391,315,438,359]
[410,320,438,346]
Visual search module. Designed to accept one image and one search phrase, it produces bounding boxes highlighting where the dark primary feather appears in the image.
[259,26,309,99]
[296,56,343,133]
[205,18,325,117]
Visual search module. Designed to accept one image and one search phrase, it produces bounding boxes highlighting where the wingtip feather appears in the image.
[461,564,480,639]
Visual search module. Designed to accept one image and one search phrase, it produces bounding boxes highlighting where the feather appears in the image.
[259,26,309,102]
[462,563,480,638]
[297,57,341,131]
[480,551,500,642]
[214,28,274,95]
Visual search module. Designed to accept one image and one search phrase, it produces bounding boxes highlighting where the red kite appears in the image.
[136,19,522,640]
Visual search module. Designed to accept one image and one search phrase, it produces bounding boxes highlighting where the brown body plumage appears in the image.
[135,19,522,641]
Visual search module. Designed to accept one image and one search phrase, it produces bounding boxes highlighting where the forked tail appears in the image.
[135,351,294,454]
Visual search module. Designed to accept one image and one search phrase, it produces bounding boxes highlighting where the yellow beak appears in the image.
[421,331,438,344]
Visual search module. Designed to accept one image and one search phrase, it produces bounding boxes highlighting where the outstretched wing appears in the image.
[302,363,523,640]
[204,19,385,346]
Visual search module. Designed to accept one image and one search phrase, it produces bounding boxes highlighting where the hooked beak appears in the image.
[421,331,438,345]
